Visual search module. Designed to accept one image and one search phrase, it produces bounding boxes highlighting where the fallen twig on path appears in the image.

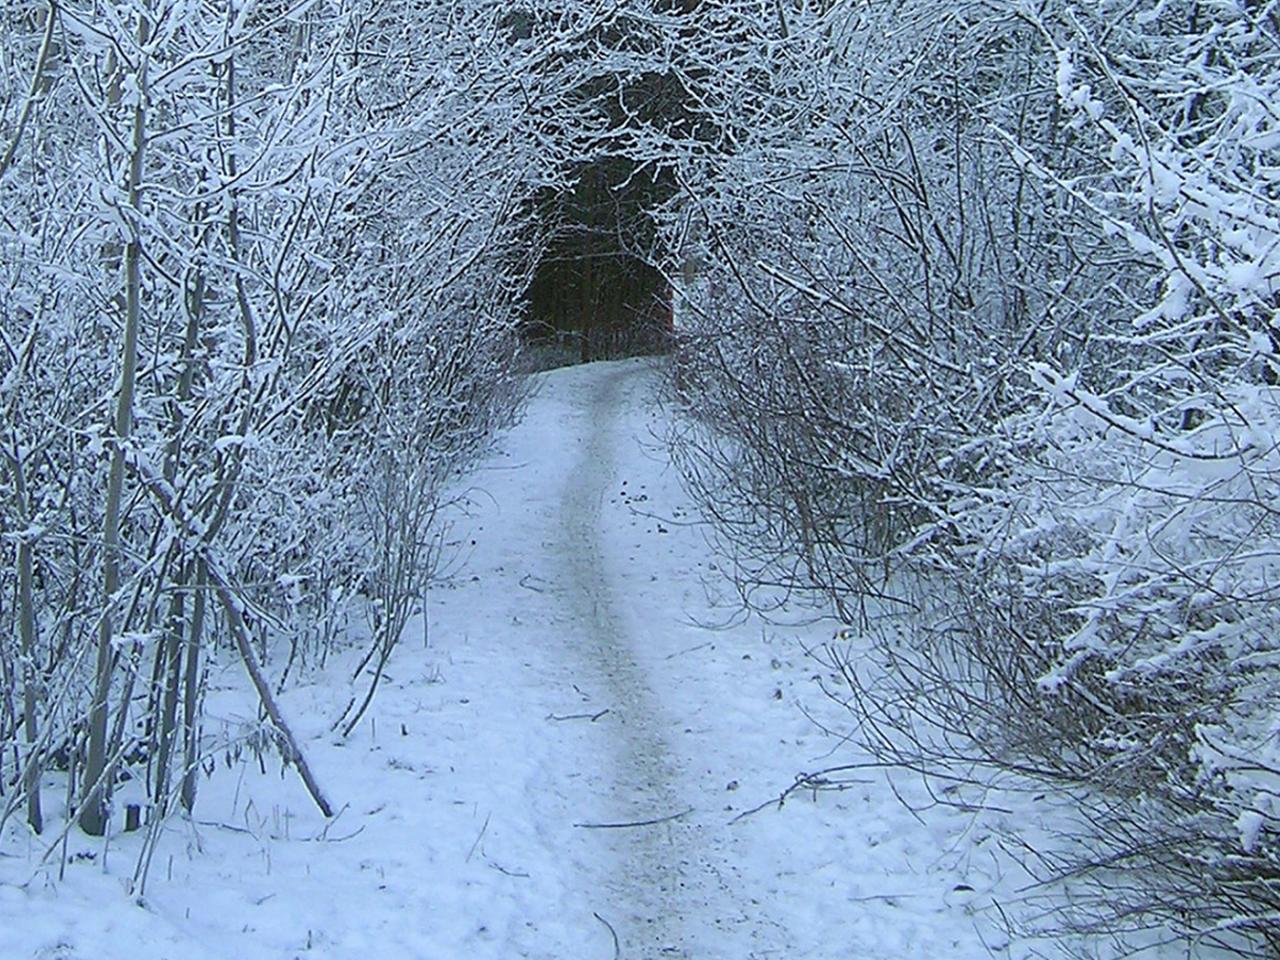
[547,708,610,722]
[729,767,876,824]
[466,812,491,862]
[664,641,713,660]
[574,807,693,829]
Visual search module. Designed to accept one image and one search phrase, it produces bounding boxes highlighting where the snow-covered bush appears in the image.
[666,0,1279,952]
[0,0,610,844]
[941,3,1280,949]
[665,1,1121,607]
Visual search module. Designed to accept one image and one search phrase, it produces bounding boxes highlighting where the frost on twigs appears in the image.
[665,0,1279,954]
[0,0,609,871]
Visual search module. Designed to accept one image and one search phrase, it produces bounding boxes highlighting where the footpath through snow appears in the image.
[4,358,1032,959]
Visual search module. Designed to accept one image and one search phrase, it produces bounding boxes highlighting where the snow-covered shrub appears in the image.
[0,0,608,842]
[934,3,1280,949]
[665,1,1123,608]
[667,0,1279,952]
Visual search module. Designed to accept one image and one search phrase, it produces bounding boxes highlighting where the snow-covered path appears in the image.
[418,357,1012,959]
[555,363,693,953]
[2,358,1024,960]
[449,357,781,958]
[544,361,769,956]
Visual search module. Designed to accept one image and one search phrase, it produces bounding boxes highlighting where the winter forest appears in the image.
[1,1,1277,958]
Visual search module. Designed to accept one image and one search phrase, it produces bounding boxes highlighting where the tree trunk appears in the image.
[81,14,149,837]
[15,459,43,834]
[179,563,206,813]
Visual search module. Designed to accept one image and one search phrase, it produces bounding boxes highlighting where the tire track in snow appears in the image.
[556,363,691,959]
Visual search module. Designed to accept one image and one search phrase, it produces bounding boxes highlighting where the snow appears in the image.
[1238,808,1266,854]
[1,358,1121,959]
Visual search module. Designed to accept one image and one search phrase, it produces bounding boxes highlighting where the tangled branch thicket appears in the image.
[664,2,1280,955]
[0,0,638,855]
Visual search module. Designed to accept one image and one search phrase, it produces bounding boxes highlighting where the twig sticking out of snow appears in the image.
[592,911,621,960]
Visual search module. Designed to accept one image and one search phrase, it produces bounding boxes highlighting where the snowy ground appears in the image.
[2,358,1134,959]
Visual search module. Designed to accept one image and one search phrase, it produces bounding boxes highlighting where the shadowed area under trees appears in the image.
[523,160,674,364]
[512,4,702,365]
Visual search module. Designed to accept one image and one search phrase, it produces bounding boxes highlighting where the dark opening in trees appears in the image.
[522,159,674,365]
